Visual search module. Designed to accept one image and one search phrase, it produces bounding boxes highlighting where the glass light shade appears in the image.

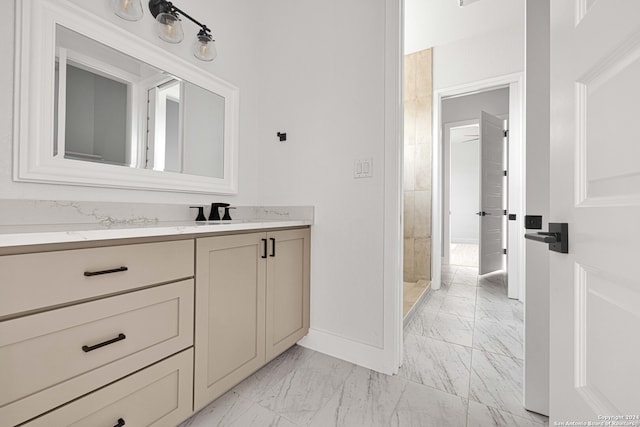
[155,13,184,43]
[112,0,143,21]
[193,38,217,62]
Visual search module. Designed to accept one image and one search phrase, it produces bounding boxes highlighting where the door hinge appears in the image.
[503,129,509,138]
[503,170,508,176]
[503,209,507,215]
[503,248,507,255]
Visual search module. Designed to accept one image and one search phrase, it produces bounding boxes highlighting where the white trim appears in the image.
[433,72,524,300]
[55,48,67,159]
[14,0,240,194]
[298,328,395,374]
[382,0,404,374]
[508,79,526,301]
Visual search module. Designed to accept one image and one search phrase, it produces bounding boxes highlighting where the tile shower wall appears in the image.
[404,49,432,282]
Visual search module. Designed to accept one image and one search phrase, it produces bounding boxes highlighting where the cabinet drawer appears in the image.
[25,349,193,427]
[0,239,194,318]
[0,280,194,426]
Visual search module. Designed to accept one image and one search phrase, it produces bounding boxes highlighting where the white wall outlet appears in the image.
[354,158,373,179]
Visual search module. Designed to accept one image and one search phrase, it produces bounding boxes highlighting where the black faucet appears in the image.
[209,203,236,221]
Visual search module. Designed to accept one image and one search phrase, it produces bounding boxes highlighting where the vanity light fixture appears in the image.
[154,9,184,43]
[112,0,144,21]
[148,0,217,61]
[193,28,217,62]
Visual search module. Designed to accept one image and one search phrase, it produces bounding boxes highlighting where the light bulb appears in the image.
[155,12,184,43]
[193,36,217,62]
[112,0,143,21]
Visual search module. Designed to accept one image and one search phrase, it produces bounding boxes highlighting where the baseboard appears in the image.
[297,328,396,375]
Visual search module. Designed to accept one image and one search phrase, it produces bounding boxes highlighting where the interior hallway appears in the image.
[402,265,547,426]
[181,265,548,427]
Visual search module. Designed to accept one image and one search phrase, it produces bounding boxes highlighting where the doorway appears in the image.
[442,87,509,278]
[432,75,524,302]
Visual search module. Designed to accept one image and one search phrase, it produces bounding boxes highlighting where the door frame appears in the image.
[432,72,524,300]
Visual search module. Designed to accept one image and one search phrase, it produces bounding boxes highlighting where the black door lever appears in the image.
[524,232,558,244]
[524,223,568,253]
[475,211,487,216]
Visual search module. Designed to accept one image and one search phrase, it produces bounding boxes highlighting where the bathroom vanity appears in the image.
[0,220,310,426]
[6,1,312,423]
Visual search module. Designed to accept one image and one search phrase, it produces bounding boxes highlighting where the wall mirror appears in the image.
[15,0,239,194]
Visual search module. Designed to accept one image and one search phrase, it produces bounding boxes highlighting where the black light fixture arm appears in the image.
[149,0,211,35]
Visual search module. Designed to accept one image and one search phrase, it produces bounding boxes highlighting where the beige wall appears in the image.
[404,49,432,283]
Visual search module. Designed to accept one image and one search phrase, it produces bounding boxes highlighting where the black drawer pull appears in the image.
[84,266,128,277]
[270,238,276,257]
[114,419,126,427]
[261,239,268,259]
[82,333,126,353]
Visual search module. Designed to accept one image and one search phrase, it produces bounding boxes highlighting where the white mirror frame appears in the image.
[14,0,240,194]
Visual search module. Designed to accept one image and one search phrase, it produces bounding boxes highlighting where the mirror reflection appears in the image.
[54,25,225,178]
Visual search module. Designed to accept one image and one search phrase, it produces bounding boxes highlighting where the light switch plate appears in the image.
[354,159,373,179]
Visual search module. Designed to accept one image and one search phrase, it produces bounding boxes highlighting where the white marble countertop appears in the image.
[0,219,313,248]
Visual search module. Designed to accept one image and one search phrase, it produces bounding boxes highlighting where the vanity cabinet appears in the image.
[194,228,310,409]
[1,226,310,425]
[0,240,195,427]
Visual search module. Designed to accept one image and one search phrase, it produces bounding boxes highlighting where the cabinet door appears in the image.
[194,233,266,410]
[265,229,310,361]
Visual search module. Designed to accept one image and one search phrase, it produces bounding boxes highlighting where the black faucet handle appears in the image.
[209,202,230,221]
[222,206,236,221]
[189,206,206,222]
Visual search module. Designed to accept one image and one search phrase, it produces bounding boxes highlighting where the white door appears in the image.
[550,0,640,420]
[479,111,505,275]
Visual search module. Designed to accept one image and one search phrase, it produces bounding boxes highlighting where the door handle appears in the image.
[475,211,488,216]
[524,232,558,244]
[524,222,569,253]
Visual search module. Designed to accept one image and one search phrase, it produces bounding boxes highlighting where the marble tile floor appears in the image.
[180,264,547,427]
[449,243,479,268]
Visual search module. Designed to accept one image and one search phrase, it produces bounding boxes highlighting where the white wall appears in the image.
[442,87,510,123]
[404,0,524,91]
[433,25,524,90]
[405,0,524,54]
[450,139,479,243]
[252,0,391,360]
